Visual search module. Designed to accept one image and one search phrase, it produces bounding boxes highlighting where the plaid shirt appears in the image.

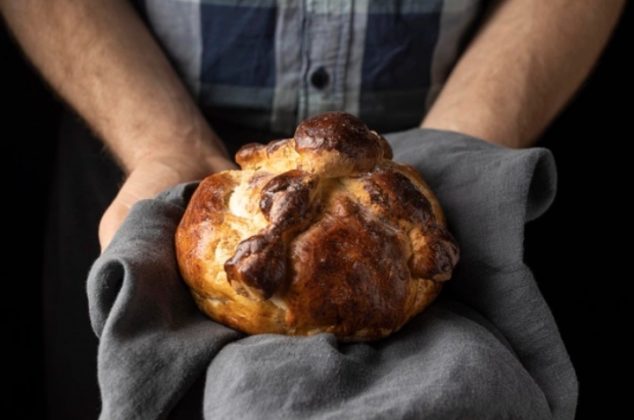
[140,0,484,135]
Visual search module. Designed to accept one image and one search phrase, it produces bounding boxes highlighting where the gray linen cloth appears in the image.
[88,129,578,419]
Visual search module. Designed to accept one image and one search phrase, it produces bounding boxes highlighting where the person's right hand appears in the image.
[98,153,236,252]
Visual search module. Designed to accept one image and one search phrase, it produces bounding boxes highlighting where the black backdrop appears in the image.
[4,5,631,418]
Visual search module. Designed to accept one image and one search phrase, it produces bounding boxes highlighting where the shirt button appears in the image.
[310,67,330,90]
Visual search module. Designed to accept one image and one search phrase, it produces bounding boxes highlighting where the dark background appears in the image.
[4,4,630,418]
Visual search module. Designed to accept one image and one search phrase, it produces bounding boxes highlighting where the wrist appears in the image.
[111,112,232,174]
[132,151,235,184]
[421,115,523,149]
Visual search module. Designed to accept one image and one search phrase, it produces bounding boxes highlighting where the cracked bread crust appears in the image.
[175,112,459,341]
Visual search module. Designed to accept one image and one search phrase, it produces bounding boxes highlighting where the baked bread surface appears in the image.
[175,112,459,341]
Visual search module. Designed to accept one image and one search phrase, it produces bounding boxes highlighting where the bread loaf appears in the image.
[175,112,459,341]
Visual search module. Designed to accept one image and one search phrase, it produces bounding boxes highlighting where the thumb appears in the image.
[98,183,143,252]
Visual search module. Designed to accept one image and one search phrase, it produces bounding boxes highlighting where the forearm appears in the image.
[422,0,625,148]
[1,0,229,172]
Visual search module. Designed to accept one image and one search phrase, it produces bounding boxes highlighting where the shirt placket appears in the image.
[298,0,352,122]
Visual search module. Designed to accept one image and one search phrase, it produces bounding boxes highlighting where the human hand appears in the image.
[98,153,236,252]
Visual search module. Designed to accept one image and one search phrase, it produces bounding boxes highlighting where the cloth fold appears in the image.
[88,128,577,419]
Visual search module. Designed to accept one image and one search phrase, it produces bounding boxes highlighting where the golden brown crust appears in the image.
[175,112,459,341]
[294,111,392,168]
[286,200,411,339]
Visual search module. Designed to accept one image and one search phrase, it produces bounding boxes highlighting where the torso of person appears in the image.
[138,0,485,135]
